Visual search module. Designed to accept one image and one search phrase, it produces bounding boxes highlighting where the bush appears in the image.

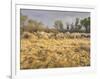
[21,32,32,39]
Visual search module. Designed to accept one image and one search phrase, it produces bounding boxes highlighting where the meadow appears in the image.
[20,32,90,69]
[20,10,90,69]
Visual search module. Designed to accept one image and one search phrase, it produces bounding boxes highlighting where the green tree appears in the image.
[27,19,45,32]
[20,13,28,34]
[66,23,70,32]
[54,20,64,32]
[75,18,81,32]
[70,23,74,32]
[80,17,90,33]
[20,13,27,27]
[27,19,36,32]
[75,18,79,26]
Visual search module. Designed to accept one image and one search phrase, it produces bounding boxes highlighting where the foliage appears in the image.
[80,17,90,33]
[20,13,27,27]
[20,13,90,35]
[54,20,64,32]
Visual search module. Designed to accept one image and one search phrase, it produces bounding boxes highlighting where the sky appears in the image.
[20,9,90,28]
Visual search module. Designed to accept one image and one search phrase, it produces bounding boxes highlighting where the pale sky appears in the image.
[20,9,90,28]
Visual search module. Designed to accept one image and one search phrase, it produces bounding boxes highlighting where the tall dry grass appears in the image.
[20,32,90,69]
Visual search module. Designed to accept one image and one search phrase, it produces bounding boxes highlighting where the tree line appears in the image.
[20,13,90,34]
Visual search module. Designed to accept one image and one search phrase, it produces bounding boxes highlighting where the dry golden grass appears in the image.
[20,32,90,69]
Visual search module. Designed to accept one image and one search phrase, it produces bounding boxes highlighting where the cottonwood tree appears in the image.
[70,23,74,32]
[54,20,64,32]
[66,23,70,32]
[20,13,28,34]
[20,13,27,27]
[75,18,81,32]
[80,17,90,33]
[27,19,45,32]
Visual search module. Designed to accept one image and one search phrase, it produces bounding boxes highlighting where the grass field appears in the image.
[20,32,90,69]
